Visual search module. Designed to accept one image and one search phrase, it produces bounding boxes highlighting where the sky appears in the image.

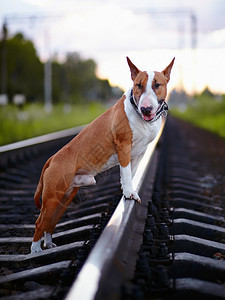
[1,0,225,94]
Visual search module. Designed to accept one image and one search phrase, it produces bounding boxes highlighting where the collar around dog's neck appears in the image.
[130,89,140,116]
[129,88,169,123]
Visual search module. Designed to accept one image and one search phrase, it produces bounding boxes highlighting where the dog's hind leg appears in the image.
[44,187,80,249]
[31,211,45,253]
[44,232,56,249]
[31,203,54,253]
[31,187,79,253]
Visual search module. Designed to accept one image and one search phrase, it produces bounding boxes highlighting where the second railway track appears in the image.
[0,116,225,300]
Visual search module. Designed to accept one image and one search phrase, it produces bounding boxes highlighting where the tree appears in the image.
[52,52,123,103]
[201,87,214,97]
[0,33,123,104]
[0,33,43,101]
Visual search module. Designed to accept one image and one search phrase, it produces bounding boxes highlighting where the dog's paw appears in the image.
[44,232,57,249]
[123,190,141,203]
[45,242,57,249]
[31,240,42,253]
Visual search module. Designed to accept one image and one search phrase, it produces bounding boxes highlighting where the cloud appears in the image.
[47,3,156,55]
[1,0,225,93]
[200,28,225,48]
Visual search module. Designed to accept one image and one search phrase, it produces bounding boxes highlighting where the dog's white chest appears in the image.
[124,93,161,158]
[131,116,161,158]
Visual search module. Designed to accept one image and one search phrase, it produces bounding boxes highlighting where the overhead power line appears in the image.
[135,8,197,49]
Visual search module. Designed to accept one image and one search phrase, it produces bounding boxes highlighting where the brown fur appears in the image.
[33,95,132,242]
[132,71,149,103]
[152,72,168,100]
[34,156,52,209]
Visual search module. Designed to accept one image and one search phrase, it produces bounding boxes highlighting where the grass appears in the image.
[0,102,107,146]
[171,94,225,139]
[2,94,224,146]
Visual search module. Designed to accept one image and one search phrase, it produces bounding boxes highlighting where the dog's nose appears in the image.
[141,106,153,115]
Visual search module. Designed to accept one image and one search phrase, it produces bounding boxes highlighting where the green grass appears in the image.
[2,95,224,146]
[171,94,225,139]
[0,102,107,146]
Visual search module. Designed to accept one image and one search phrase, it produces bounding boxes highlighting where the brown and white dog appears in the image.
[31,57,175,253]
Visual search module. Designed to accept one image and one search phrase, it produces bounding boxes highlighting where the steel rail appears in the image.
[66,119,166,300]
[0,125,85,153]
[0,125,85,169]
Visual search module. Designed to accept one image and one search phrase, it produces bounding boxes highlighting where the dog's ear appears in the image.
[127,57,140,81]
[161,57,175,83]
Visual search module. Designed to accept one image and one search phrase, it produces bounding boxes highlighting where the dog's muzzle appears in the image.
[130,89,169,123]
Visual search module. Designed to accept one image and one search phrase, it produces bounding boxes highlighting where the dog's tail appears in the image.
[34,156,52,209]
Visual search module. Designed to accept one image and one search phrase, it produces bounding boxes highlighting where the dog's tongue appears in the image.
[143,115,151,121]
[143,114,155,122]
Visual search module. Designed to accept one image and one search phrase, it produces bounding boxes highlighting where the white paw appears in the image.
[123,189,141,203]
[44,232,57,249]
[31,240,42,253]
[44,242,57,249]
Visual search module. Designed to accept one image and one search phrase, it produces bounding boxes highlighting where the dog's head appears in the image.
[127,57,175,122]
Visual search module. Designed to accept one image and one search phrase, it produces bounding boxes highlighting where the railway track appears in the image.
[0,116,225,299]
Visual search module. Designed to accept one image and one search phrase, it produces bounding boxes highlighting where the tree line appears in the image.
[0,32,123,103]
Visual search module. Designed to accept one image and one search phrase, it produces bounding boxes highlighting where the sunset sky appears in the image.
[1,0,225,94]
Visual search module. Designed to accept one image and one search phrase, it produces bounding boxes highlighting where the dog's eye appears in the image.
[154,82,161,89]
[136,83,142,89]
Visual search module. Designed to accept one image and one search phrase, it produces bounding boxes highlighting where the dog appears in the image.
[31,57,175,253]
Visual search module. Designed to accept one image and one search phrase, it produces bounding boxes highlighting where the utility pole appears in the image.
[1,20,7,95]
[191,12,197,49]
[44,59,52,113]
[44,28,52,113]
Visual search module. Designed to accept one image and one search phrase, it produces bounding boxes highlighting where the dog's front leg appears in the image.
[113,119,141,203]
[120,162,141,203]
[131,153,144,177]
